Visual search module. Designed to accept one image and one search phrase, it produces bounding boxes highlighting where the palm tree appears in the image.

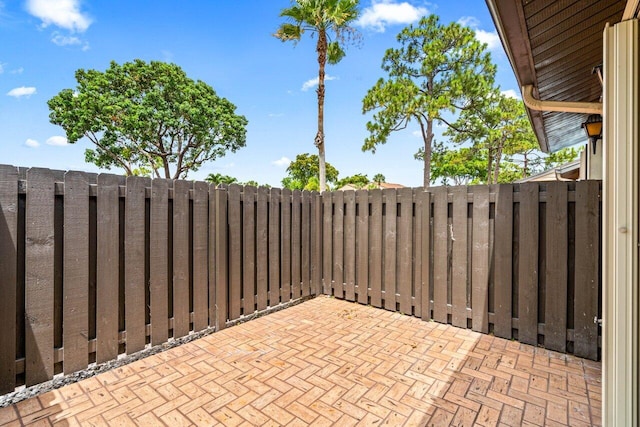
[275,0,360,192]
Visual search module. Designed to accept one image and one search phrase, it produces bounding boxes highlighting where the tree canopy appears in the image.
[335,173,369,189]
[48,59,248,179]
[362,15,495,188]
[282,153,339,190]
[275,0,360,192]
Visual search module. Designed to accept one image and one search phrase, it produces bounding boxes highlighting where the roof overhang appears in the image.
[486,0,627,153]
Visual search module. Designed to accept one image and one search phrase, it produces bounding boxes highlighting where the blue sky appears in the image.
[0,0,519,187]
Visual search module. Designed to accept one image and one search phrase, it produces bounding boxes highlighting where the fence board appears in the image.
[150,179,169,345]
[301,191,311,297]
[96,174,120,363]
[192,181,209,331]
[172,180,190,338]
[344,191,356,302]
[472,186,490,333]
[281,188,292,303]
[311,193,322,296]
[323,193,333,295]
[413,189,422,318]
[291,190,301,299]
[356,189,369,305]
[243,186,256,315]
[432,187,448,324]
[419,190,431,321]
[0,165,18,393]
[215,188,228,329]
[63,171,89,374]
[573,181,600,359]
[208,185,217,327]
[545,182,568,352]
[124,176,147,353]
[25,168,55,386]
[383,189,397,311]
[451,187,468,328]
[333,191,344,299]
[397,188,412,314]
[256,187,268,310]
[228,184,242,321]
[369,190,382,308]
[493,184,513,339]
[518,183,539,345]
[269,188,281,306]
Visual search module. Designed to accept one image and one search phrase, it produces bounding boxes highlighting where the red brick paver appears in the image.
[0,296,602,426]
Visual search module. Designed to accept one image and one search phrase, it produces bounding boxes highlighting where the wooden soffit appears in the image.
[486,0,627,152]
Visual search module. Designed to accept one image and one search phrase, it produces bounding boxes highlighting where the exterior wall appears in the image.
[602,18,639,427]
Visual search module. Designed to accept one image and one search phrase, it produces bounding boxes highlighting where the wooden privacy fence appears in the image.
[0,165,602,394]
[0,165,321,394]
[322,182,601,361]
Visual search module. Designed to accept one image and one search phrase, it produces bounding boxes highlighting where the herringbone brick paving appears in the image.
[0,296,601,426]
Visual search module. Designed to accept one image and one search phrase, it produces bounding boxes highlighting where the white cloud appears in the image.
[357,0,428,33]
[11,67,24,74]
[412,130,422,137]
[301,75,337,91]
[272,156,291,167]
[51,32,80,46]
[268,113,284,118]
[458,16,500,51]
[25,138,40,148]
[0,63,3,74]
[501,89,520,99]
[46,135,68,146]
[7,86,37,98]
[26,0,92,32]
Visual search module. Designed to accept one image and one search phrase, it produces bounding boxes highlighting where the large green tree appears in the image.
[48,59,248,179]
[282,153,339,190]
[362,15,495,188]
[426,142,487,185]
[446,93,537,184]
[275,0,360,192]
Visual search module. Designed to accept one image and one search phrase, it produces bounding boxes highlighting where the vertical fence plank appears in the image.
[150,179,169,345]
[243,186,256,315]
[322,192,333,295]
[192,181,209,332]
[518,183,539,345]
[432,187,448,324]
[413,189,422,318]
[215,187,228,329]
[25,168,55,385]
[172,180,190,338]
[311,193,322,296]
[281,188,292,303]
[397,188,412,315]
[256,187,268,310]
[573,180,600,359]
[0,165,18,393]
[472,186,490,333]
[96,174,120,363]
[544,182,568,352]
[344,191,356,302]
[383,189,397,311]
[269,188,281,306]
[227,184,242,321]
[301,191,311,297]
[451,187,468,328]
[356,189,369,305]
[332,191,344,299]
[545,182,568,352]
[420,190,431,321]
[208,185,217,327]
[369,190,382,307]
[291,190,301,299]
[493,184,513,339]
[124,176,147,353]
[63,171,89,374]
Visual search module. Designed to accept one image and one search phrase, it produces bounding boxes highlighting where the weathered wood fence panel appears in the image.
[0,165,603,394]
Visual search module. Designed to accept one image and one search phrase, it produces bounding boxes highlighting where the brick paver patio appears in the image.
[0,296,601,426]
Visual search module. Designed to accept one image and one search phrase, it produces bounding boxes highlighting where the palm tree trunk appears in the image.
[315,29,327,192]
[420,118,434,188]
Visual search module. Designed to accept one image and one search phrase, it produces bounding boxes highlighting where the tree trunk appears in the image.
[421,119,434,188]
[315,30,327,192]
